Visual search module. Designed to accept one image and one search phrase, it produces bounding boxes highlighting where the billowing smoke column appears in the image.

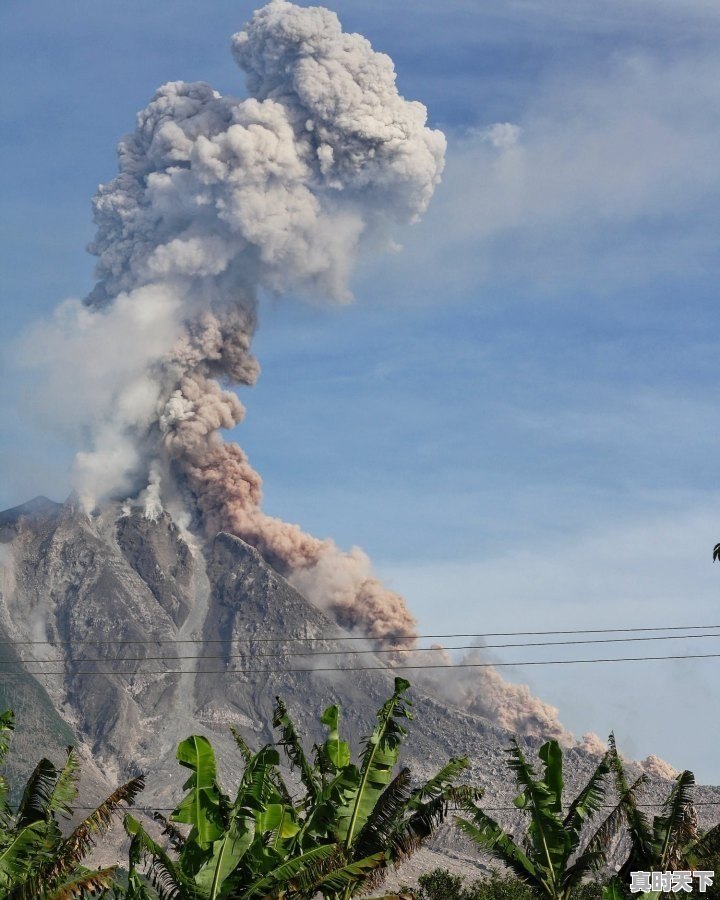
[77,0,444,646]
[52,0,568,737]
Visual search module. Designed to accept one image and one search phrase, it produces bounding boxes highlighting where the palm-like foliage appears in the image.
[0,709,144,899]
[609,738,720,881]
[287,678,478,899]
[123,678,474,900]
[455,737,644,900]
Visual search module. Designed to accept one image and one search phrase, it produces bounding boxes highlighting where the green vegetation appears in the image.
[118,677,472,899]
[412,867,535,899]
[411,867,604,899]
[454,736,642,900]
[0,709,143,899]
[0,679,718,900]
[602,737,720,898]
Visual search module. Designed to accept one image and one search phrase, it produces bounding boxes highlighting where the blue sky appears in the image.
[3,0,720,777]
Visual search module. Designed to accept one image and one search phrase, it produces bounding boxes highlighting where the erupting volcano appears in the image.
[19,0,581,745]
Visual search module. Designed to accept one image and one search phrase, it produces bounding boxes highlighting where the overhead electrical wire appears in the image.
[68,800,720,812]
[1,649,720,676]
[0,621,719,647]
[6,629,720,666]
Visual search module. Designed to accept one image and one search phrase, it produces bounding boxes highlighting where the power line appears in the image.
[2,649,720,676]
[68,800,720,812]
[10,630,720,666]
[2,622,720,647]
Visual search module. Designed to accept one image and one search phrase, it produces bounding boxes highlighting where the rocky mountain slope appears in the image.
[0,495,717,877]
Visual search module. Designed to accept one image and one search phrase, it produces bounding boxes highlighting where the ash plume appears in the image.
[424,648,573,744]
[578,731,607,756]
[29,0,569,737]
[639,755,680,780]
[73,0,444,647]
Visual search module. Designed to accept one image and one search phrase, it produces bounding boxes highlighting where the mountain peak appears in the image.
[0,496,61,526]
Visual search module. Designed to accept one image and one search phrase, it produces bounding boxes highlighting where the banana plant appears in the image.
[271,677,477,900]
[605,735,720,895]
[456,736,646,900]
[123,735,307,899]
[0,709,144,899]
[122,727,386,899]
[124,678,474,899]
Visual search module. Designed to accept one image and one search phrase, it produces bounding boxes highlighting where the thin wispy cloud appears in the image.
[382,503,720,777]
[363,47,720,299]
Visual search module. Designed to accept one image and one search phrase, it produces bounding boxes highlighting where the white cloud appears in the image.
[16,286,183,440]
[363,48,720,297]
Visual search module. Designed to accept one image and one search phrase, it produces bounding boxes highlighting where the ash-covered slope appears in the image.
[0,496,512,791]
[0,497,717,846]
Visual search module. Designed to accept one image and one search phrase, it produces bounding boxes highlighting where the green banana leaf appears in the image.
[320,705,351,772]
[172,735,224,848]
[338,678,412,848]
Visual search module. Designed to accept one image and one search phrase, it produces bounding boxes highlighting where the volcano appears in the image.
[1,495,716,882]
[0,494,526,877]
[0,495,518,787]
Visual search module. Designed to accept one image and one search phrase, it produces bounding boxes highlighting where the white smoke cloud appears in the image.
[142,461,164,521]
[27,0,444,648]
[22,0,570,736]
